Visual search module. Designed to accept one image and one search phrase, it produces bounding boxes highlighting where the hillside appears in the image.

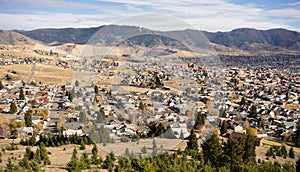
[14,26,300,55]
[0,30,38,45]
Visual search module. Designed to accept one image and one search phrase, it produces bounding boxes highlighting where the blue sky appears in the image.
[0,0,299,31]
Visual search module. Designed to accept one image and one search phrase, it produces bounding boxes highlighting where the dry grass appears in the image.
[0,63,73,85]
[283,103,300,110]
[100,138,183,157]
[253,139,300,165]
[0,144,108,172]
[33,64,73,85]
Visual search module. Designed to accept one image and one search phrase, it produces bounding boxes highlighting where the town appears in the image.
[0,37,299,172]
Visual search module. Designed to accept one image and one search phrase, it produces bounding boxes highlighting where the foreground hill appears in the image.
[14,26,300,55]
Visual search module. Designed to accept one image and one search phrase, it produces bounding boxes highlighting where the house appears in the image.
[63,129,83,136]
[234,125,246,134]
[171,123,189,138]
[231,132,262,146]
[14,127,33,137]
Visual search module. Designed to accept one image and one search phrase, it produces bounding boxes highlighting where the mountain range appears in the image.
[1,25,299,55]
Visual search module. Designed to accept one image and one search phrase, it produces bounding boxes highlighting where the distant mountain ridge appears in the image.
[11,25,300,55]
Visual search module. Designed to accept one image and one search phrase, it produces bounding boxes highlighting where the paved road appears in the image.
[27,62,36,83]
[43,86,65,134]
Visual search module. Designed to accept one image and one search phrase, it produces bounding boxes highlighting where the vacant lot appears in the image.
[0,63,73,85]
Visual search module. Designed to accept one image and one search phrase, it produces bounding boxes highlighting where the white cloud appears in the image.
[289,1,300,6]
[266,8,300,19]
[0,0,298,31]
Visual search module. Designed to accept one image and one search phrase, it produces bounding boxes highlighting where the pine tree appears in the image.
[240,96,246,106]
[5,157,15,172]
[224,136,244,170]
[296,157,300,172]
[94,85,99,94]
[66,90,73,102]
[220,121,227,135]
[79,140,86,150]
[10,101,17,114]
[25,110,33,127]
[285,91,289,101]
[249,105,257,118]
[75,80,79,87]
[79,111,87,123]
[0,80,3,90]
[152,139,158,157]
[24,146,34,160]
[201,132,223,168]
[124,148,130,158]
[281,145,287,158]
[294,122,300,147]
[19,155,30,169]
[289,147,295,159]
[186,129,198,151]
[34,148,41,164]
[243,134,256,162]
[19,89,25,100]
[79,153,91,170]
[67,149,79,172]
[139,101,145,111]
[91,144,100,165]
[141,146,147,154]
[179,130,185,139]
[103,152,114,170]
[194,112,205,130]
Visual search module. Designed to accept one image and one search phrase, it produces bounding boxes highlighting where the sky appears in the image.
[0,0,299,32]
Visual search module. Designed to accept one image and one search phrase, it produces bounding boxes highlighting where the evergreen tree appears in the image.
[296,157,300,172]
[96,109,105,123]
[141,146,147,154]
[194,112,205,129]
[202,132,223,168]
[75,80,79,87]
[243,135,256,162]
[79,153,91,170]
[19,155,30,169]
[224,136,245,170]
[91,144,101,165]
[30,159,40,172]
[67,149,79,172]
[0,80,4,90]
[282,162,295,172]
[34,148,41,164]
[79,111,87,123]
[25,110,33,127]
[79,140,86,150]
[94,85,99,94]
[186,129,198,151]
[124,148,130,158]
[66,90,73,102]
[72,87,75,98]
[294,122,300,147]
[152,139,158,157]
[19,89,25,100]
[179,130,185,139]
[240,96,246,106]
[10,101,17,114]
[285,91,289,101]
[249,105,257,117]
[103,152,114,171]
[5,158,15,172]
[220,121,227,135]
[24,146,34,160]
[281,145,287,158]
[289,147,295,159]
